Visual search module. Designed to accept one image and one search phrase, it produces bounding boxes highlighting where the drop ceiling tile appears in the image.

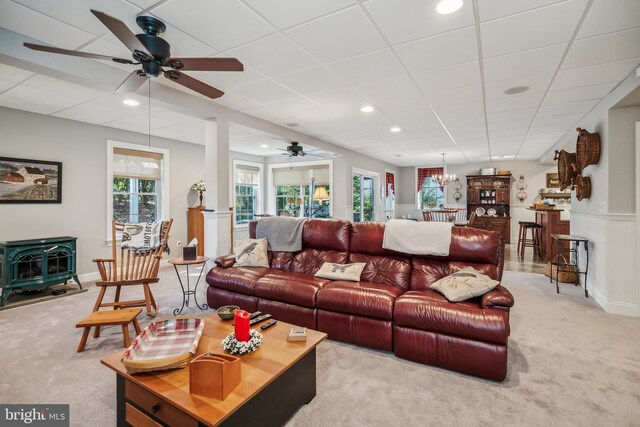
[577,0,640,39]
[486,93,545,113]
[485,73,553,98]
[0,63,34,93]
[267,97,338,123]
[483,43,566,82]
[327,49,405,85]
[0,0,95,49]
[553,58,639,90]
[487,108,537,123]
[395,26,478,73]
[531,113,584,129]
[0,93,63,115]
[426,85,483,107]
[478,0,564,22]
[285,6,385,62]
[232,79,299,104]
[212,93,261,111]
[240,105,281,121]
[480,0,586,58]
[274,67,347,95]
[158,25,218,58]
[413,61,480,93]
[227,34,317,77]
[306,87,370,116]
[537,99,598,117]
[364,0,474,45]
[356,75,420,104]
[244,0,355,29]
[52,101,134,123]
[562,28,640,69]
[11,0,142,36]
[153,0,275,51]
[5,75,105,108]
[544,81,618,105]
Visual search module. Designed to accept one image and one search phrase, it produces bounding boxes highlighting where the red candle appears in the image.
[234,310,250,342]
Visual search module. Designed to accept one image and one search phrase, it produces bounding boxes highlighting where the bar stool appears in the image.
[518,221,542,259]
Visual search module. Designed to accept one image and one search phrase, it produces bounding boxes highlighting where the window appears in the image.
[271,163,331,218]
[234,164,261,225]
[419,177,445,209]
[352,174,375,222]
[107,141,169,242]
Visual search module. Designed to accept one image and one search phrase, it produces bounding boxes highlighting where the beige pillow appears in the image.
[315,262,366,282]
[431,267,499,302]
[234,238,269,267]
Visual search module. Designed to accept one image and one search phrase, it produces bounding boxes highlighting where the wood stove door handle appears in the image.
[44,245,59,253]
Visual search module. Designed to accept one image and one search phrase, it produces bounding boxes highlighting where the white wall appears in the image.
[0,106,205,276]
[541,71,639,316]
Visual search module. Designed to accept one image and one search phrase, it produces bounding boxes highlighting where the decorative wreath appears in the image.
[222,330,263,355]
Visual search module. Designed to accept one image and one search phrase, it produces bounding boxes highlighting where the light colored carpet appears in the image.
[0,267,639,426]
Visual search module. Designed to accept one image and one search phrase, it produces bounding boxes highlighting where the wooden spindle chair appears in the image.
[92,219,173,326]
[422,210,433,221]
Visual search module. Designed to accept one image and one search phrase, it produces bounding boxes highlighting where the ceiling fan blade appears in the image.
[116,70,148,93]
[91,9,153,61]
[23,43,134,63]
[163,70,224,99]
[164,57,244,72]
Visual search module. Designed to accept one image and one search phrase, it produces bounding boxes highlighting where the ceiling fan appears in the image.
[279,141,308,158]
[23,10,243,100]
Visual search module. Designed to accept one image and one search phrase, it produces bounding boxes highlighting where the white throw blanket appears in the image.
[382,219,453,256]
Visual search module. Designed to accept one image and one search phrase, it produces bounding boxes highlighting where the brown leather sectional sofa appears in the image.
[206,219,514,381]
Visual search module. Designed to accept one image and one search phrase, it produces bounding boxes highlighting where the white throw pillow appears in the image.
[314,262,366,282]
[431,267,499,302]
[234,238,269,267]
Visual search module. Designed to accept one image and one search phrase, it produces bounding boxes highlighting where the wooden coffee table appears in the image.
[101,314,327,427]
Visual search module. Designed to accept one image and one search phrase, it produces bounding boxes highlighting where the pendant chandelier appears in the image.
[432,153,459,185]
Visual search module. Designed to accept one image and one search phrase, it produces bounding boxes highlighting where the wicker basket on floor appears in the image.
[545,255,579,284]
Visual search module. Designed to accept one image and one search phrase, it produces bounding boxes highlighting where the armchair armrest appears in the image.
[215,255,236,269]
[92,258,114,263]
[481,285,514,309]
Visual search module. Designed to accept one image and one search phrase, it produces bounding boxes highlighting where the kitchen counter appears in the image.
[530,209,570,262]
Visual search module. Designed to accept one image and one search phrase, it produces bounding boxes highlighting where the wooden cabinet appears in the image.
[467,189,480,204]
[496,188,510,204]
[187,207,205,256]
[471,216,511,243]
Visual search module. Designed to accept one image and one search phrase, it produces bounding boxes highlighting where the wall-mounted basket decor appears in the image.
[576,127,601,171]
[554,149,578,191]
[575,174,591,201]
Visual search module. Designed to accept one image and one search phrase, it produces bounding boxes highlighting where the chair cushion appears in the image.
[394,290,510,345]
[316,281,404,320]
[254,271,330,308]
[206,266,273,296]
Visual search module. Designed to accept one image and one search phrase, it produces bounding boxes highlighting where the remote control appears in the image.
[260,320,277,330]
[249,311,262,320]
[249,314,272,326]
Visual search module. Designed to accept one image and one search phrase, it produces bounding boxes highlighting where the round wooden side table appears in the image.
[168,256,209,315]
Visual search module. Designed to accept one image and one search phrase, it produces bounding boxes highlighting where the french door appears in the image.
[353,174,375,222]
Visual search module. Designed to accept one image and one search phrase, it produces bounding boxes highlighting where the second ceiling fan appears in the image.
[24,9,243,99]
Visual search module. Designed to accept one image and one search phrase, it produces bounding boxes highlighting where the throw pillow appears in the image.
[314,262,366,282]
[431,267,499,302]
[234,238,269,267]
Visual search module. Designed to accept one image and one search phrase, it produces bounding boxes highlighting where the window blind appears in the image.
[113,147,162,180]
[273,165,329,186]
[236,165,260,185]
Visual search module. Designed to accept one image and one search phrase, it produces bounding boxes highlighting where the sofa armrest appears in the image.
[214,255,236,269]
[481,285,514,308]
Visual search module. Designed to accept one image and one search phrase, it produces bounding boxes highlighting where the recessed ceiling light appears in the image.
[436,0,463,15]
[360,105,374,113]
[122,98,139,106]
[503,86,530,95]
[260,144,269,148]
[390,126,402,133]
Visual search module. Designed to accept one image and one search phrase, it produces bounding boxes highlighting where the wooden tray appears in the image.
[122,317,204,374]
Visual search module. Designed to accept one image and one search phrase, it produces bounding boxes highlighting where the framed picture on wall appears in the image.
[0,157,62,203]
[546,173,560,188]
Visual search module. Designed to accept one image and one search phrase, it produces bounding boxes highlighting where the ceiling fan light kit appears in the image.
[24,10,244,100]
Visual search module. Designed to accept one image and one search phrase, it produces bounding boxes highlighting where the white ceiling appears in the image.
[0,0,639,166]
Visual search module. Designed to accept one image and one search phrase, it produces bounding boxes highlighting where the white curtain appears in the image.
[236,165,260,185]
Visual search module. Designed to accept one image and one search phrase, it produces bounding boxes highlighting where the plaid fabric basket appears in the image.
[122,317,204,374]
